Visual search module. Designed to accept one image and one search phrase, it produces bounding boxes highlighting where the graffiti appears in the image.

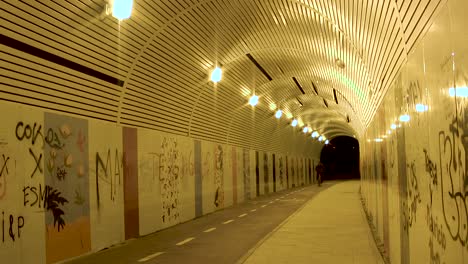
[22,184,68,231]
[439,114,468,247]
[0,154,10,199]
[95,149,123,208]
[28,148,43,178]
[15,121,64,149]
[403,161,421,230]
[214,145,224,208]
[429,237,444,264]
[279,157,284,187]
[159,137,181,223]
[424,149,438,205]
[426,205,447,250]
[0,211,24,243]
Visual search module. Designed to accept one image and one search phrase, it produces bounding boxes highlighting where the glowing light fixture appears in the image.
[449,87,468,97]
[210,67,222,83]
[390,124,397,130]
[387,130,391,135]
[415,104,428,112]
[311,131,319,138]
[275,110,282,119]
[375,138,383,142]
[291,119,298,127]
[318,136,324,141]
[111,0,133,20]
[325,140,329,145]
[286,112,293,119]
[249,95,259,106]
[399,114,410,122]
[303,127,308,133]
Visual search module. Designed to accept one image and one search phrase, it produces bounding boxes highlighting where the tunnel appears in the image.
[0,0,466,263]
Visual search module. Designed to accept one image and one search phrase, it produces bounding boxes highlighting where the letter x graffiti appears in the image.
[29,148,43,178]
[0,154,10,178]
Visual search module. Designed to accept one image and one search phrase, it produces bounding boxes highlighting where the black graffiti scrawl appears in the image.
[438,108,468,248]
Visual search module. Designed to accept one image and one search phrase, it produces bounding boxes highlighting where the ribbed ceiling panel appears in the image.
[0,0,444,150]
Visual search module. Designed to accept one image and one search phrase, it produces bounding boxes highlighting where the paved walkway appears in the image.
[240,181,384,264]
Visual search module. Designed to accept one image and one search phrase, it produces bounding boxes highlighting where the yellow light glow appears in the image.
[269,103,277,111]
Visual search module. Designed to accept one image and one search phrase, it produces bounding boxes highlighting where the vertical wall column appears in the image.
[123,127,139,240]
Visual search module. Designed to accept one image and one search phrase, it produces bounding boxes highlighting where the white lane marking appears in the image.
[238,213,247,218]
[269,201,274,204]
[223,219,234,224]
[250,209,257,212]
[138,252,164,262]
[275,198,280,201]
[203,227,216,233]
[261,205,267,208]
[176,237,195,246]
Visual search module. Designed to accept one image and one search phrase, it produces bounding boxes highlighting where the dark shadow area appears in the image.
[320,136,360,180]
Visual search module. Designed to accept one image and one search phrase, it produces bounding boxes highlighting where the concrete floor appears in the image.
[62,181,382,264]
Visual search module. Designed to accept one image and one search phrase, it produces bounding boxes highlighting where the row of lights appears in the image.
[211,67,329,145]
[369,86,468,143]
[369,103,429,142]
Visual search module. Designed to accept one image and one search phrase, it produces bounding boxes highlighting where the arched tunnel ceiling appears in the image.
[0,0,443,150]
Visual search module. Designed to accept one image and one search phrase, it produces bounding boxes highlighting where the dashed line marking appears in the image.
[269,201,274,204]
[176,237,195,246]
[250,209,257,212]
[276,198,280,201]
[138,252,164,262]
[261,205,267,208]
[238,213,247,218]
[223,219,234,224]
[203,227,216,233]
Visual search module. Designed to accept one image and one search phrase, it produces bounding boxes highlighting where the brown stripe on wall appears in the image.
[123,127,139,239]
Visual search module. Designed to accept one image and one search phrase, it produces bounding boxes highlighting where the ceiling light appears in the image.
[303,127,308,133]
[375,138,383,142]
[399,114,410,122]
[311,131,319,138]
[210,67,222,83]
[387,130,391,134]
[318,136,324,141]
[415,104,428,112]
[249,95,259,106]
[390,124,397,130]
[269,103,277,111]
[291,119,298,127]
[275,110,282,119]
[325,140,329,145]
[449,87,468,97]
[111,0,133,20]
[286,112,293,119]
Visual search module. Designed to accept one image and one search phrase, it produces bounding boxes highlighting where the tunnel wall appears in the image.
[360,0,468,263]
[0,101,320,263]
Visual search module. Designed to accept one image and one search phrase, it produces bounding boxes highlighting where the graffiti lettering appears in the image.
[404,161,421,230]
[23,184,68,231]
[44,128,64,149]
[29,148,43,178]
[423,149,438,205]
[0,155,10,199]
[0,211,24,243]
[429,237,443,264]
[95,149,123,208]
[427,205,447,250]
[15,122,42,146]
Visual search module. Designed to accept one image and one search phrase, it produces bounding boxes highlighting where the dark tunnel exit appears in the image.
[320,136,360,180]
